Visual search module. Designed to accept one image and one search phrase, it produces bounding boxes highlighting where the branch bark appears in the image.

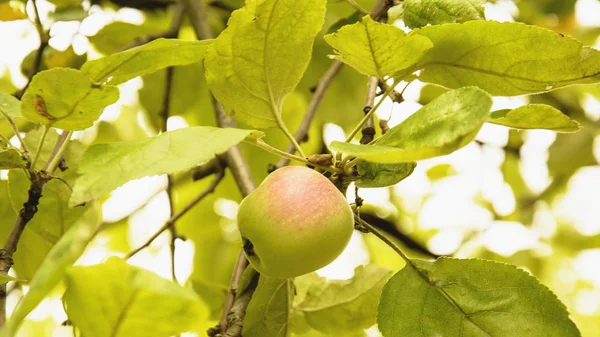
[360,76,379,144]
[183,1,258,335]
[0,131,72,325]
[16,0,48,99]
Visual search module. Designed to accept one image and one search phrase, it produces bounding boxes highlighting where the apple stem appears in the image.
[251,139,343,174]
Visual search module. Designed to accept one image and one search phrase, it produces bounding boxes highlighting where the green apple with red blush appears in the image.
[236,166,354,279]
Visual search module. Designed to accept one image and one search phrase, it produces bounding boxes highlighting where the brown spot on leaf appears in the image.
[33,95,55,120]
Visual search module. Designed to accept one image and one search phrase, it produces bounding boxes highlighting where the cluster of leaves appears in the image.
[1,0,599,336]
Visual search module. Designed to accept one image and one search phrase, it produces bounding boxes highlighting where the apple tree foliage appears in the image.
[0,0,599,336]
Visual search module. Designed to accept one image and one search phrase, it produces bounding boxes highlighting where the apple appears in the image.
[237,166,354,278]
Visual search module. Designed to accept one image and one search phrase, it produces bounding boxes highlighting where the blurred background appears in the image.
[1,0,600,336]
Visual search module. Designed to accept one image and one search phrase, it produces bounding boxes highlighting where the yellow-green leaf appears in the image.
[296,265,393,334]
[330,87,492,163]
[403,0,486,28]
[0,149,25,169]
[489,104,581,132]
[82,38,212,85]
[70,126,262,206]
[413,21,600,95]
[21,68,119,130]
[205,0,327,128]
[243,276,292,337]
[64,257,208,337]
[324,16,433,79]
[2,207,99,337]
[378,257,581,337]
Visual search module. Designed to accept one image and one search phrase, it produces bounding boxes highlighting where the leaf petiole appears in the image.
[30,125,49,170]
[250,139,342,173]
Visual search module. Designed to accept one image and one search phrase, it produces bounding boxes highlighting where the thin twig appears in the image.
[126,170,225,259]
[16,0,48,99]
[43,131,72,173]
[0,111,28,153]
[273,61,343,170]
[183,1,258,335]
[192,156,226,181]
[359,213,441,259]
[218,250,248,334]
[356,216,415,267]
[360,76,379,144]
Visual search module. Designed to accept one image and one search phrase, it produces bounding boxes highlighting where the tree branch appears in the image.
[183,1,258,335]
[272,60,343,170]
[126,169,226,259]
[0,130,72,325]
[16,0,48,99]
[360,76,379,144]
[359,213,441,259]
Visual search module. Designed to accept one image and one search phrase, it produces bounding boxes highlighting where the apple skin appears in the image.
[237,166,354,279]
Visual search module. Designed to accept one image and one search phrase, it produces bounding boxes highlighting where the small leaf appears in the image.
[356,162,416,188]
[21,68,119,130]
[296,265,393,334]
[413,21,600,95]
[82,38,212,85]
[330,87,492,163]
[2,207,99,337]
[0,149,25,169]
[378,257,581,337]
[243,276,292,337]
[64,257,208,337]
[489,104,580,132]
[70,126,262,206]
[403,0,486,28]
[204,0,327,128]
[324,16,433,79]
[0,92,22,119]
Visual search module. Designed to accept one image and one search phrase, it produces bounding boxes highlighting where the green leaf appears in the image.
[548,128,596,178]
[403,0,486,29]
[413,21,600,95]
[204,0,326,128]
[70,126,262,206]
[324,16,433,79]
[82,38,212,85]
[8,170,89,279]
[64,257,207,337]
[243,276,293,337]
[0,92,22,119]
[356,162,416,188]
[377,257,580,337]
[88,20,170,55]
[296,265,392,334]
[489,104,581,132]
[20,68,119,130]
[2,207,99,337]
[330,87,492,163]
[0,148,25,169]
